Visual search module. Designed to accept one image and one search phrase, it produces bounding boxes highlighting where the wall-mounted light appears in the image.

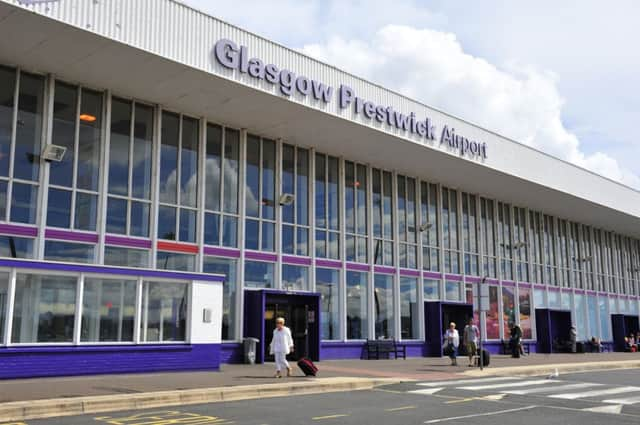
[79,113,97,123]
[41,144,67,162]
[278,193,295,206]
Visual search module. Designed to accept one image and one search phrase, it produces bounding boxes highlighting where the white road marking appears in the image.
[459,379,555,391]
[417,377,516,387]
[502,382,603,395]
[550,386,640,400]
[424,405,537,423]
[409,388,443,395]
[602,394,640,405]
[582,405,623,414]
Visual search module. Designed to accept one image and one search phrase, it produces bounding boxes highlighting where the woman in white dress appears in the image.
[269,317,294,378]
[443,322,460,366]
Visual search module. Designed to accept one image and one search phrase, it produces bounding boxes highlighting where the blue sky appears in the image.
[183,0,640,188]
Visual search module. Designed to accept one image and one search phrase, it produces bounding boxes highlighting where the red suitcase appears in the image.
[297,358,318,376]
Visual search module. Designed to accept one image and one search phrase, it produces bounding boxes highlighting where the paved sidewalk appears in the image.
[2,352,639,403]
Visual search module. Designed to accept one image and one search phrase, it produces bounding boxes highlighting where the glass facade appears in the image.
[0,64,638,349]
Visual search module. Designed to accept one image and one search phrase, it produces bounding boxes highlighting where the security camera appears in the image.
[278,193,295,206]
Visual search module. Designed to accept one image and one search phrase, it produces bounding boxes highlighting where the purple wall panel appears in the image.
[204,246,241,258]
[281,255,312,266]
[0,344,221,379]
[0,223,38,237]
[45,228,100,243]
[220,343,244,364]
[105,235,153,249]
[320,341,426,360]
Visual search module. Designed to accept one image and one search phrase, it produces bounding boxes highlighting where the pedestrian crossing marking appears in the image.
[549,386,640,400]
[409,388,444,395]
[582,405,623,414]
[459,379,555,391]
[602,394,640,405]
[417,377,514,387]
[502,382,602,395]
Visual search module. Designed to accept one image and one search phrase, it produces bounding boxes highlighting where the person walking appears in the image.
[510,323,523,358]
[443,322,460,366]
[463,318,480,367]
[269,317,294,378]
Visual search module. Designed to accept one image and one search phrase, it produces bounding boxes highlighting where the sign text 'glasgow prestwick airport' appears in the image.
[213,39,487,159]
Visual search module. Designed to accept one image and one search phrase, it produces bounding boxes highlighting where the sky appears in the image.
[183,0,640,189]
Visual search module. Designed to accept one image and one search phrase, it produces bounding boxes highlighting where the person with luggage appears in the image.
[443,322,460,366]
[269,317,294,378]
[463,318,479,367]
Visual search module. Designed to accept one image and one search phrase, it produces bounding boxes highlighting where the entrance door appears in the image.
[264,302,309,362]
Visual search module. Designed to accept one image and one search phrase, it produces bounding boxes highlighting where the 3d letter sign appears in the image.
[214,39,487,159]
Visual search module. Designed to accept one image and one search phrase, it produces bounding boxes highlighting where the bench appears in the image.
[365,339,407,360]
[501,339,531,355]
[585,340,610,353]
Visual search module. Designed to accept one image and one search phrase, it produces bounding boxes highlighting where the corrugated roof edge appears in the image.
[9,0,638,195]
[168,0,640,195]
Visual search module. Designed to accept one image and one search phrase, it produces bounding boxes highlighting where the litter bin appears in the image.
[243,337,260,364]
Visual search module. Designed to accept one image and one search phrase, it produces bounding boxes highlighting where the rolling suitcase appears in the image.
[475,349,490,367]
[297,357,318,376]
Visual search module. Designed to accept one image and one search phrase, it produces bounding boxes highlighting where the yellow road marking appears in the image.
[373,388,404,394]
[385,405,417,412]
[312,414,351,420]
[93,410,234,424]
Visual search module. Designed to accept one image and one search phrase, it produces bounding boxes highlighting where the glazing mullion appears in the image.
[175,115,183,240]
[218,127,225,244]
[6,69,19,222]
[68,86,81,229]
[126,102,136,236]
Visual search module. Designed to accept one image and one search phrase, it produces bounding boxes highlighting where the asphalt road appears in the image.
[6,369,640,425]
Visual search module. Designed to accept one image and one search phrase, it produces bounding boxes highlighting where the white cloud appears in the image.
[302,25,640,189]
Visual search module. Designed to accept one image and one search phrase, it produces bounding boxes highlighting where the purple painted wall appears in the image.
[220,342,244,364]
[0,344,220,379]
[319,341,427,360]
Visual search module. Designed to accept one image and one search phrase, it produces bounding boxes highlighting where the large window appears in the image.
[345,161,368,263]
[373,169,393,266]
[48,83,102,233]
[518,286,532,339]
[81,278,136,342]
[204,125,240,248]
[599,296,611,341]
[0,68,44,225]
[140,281,188,342]
[156,251,196,272]
[203,257,237,341]
[374,274,394,339]
[486,285,500,339]
[282,264,309,291]
[44,240,95,264]
[282,144,309,256]
[245,135,276,251]
[346,271,368,340]
[501,286,516,335]
[462,192,479,276]
[556,219,570,288]
[529,211,544,283]
[513,207,528,282]
[480,198,497,278]
[157,112,199,243]
[12,274,77,343]
[397,175,417,269]
[420,182,439,271]
[106,98,153,238]
[315,153,340,259]
[574,293,587,341]
[543,215,558,285]
[497,203,513,280]
[0,273,9,342]
[244,260,274,288]
[399,277,419,339]
[317,268,339,340]
[442,187,460,274]
[587,294,598,340]
[424,278,439,300]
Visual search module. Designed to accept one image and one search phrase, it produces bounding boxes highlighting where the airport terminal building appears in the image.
[0,0,639,378]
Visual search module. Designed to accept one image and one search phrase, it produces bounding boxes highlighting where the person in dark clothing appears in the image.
[569,326,577,353]
[510,323,523,358]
